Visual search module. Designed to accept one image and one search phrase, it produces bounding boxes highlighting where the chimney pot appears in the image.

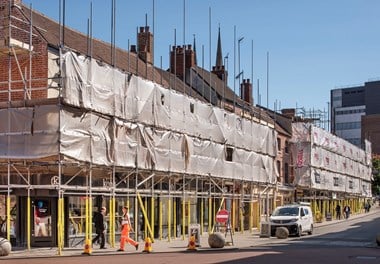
[140,27,144,33]
[145,26,150,32]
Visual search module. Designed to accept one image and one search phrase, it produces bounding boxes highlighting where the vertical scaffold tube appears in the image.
[182,199,185,240]
[151,197,154,239]
[173,199,176,238]
[168,198,171,242]
[27,196,31,250]
[187,200,190,235]
[208,197,212,234]
[232,199,235,234]
[249,201,253,233]
[240,202,244,234]
[159,199,162,240]
[144,199,148,238]
[200,199,204,235]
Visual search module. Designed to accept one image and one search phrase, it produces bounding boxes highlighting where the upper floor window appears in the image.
[225,147,233,162]
[277,138,281,152]
[285,141,289,153]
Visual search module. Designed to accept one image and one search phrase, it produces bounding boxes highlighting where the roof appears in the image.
[19,2,273,125]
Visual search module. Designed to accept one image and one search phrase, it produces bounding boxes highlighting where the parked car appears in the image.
[269,203,314,237]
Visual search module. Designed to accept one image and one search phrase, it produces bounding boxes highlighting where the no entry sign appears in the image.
[215,209,229,223]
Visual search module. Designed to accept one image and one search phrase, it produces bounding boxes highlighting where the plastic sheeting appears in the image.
[0,50,277,184]
[62,51,276,158]
[291,122,372,197]
[0,105,59,159]
[59,108,277,183]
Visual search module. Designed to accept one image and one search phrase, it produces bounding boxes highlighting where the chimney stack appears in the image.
[137,25,153,64]
[240,79,253,105]
[170,45,195,78]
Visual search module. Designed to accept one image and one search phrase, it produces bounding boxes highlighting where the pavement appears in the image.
[2,207,379,260]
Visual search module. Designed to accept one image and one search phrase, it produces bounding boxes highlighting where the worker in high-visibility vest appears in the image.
[117,206,139,251]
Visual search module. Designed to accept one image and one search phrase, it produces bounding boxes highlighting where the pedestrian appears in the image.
[343,205,350,219]
[92,206,107,249]
[335,204,341,220]
[117,206,139,251]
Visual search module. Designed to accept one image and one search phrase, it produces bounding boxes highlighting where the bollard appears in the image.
[143,237,153,253]
[82,238,92,255]
[187,234,196,251]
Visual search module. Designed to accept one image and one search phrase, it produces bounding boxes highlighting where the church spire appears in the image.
[215,26,223,67]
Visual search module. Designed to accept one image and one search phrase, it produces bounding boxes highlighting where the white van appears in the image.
[269,203,314,237]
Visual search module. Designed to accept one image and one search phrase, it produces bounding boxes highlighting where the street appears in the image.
[5,211,380,264]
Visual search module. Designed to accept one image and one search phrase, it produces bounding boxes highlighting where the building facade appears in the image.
[331,80,380,153]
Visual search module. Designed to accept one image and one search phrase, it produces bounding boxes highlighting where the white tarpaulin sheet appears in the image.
[61,51,277,158]
[0,105,59,159]
[54,50,278,183]
[291,122,372,196]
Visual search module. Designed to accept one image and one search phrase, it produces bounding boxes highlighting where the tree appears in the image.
[372,158,380,196]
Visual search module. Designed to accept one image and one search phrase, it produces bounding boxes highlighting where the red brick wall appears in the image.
[0,0,48,102]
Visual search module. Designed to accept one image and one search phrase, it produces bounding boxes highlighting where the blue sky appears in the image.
[23,0,380,115]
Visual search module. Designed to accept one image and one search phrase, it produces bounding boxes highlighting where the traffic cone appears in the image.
[82,238,92,255]
[142,237,153,253]
[187,234,196,251]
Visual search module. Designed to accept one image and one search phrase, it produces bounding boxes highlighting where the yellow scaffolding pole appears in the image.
[144,199,148,239]
[159,199,162,240]
[249,201,253,233]
[27,196,31,250]
[6,196,10,241]
[137,193,154,242]
[109,198,115,247]
[168,198,171,242]
[240,201,244,234]
[85,197,89,241]
[173,199,177,238]
[151,197,155,239]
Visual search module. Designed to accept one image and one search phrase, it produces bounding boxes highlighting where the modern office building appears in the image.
[331,80,380,154]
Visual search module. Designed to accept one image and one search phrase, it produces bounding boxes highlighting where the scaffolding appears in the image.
[0,1,280,252]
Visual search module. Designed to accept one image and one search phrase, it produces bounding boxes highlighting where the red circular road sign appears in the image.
[216,209,229,223]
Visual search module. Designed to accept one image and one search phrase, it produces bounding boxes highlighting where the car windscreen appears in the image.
[272,207,299,216]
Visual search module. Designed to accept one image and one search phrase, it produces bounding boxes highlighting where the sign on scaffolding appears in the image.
[215,210,234,246]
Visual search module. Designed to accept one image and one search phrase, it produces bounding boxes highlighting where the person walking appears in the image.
[335,204,341,220]
[117,206,139,251]
[92,206,107,249]
[343,205,351,219]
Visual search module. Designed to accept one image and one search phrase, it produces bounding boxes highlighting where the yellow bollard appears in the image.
[82,238,92,255]
[143,237,153,253]
[187,234,196,251]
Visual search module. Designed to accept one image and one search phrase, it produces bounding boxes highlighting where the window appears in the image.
[284,163,289,183]
[314,172,321,184]
[190,103,194,113]
[335,122,361,130]
[349,180,353,189]
[225,147,233,162]
[277,161,281,176]
[333,177,339,187]
[277,138,281,152]
[285,141,289,153]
